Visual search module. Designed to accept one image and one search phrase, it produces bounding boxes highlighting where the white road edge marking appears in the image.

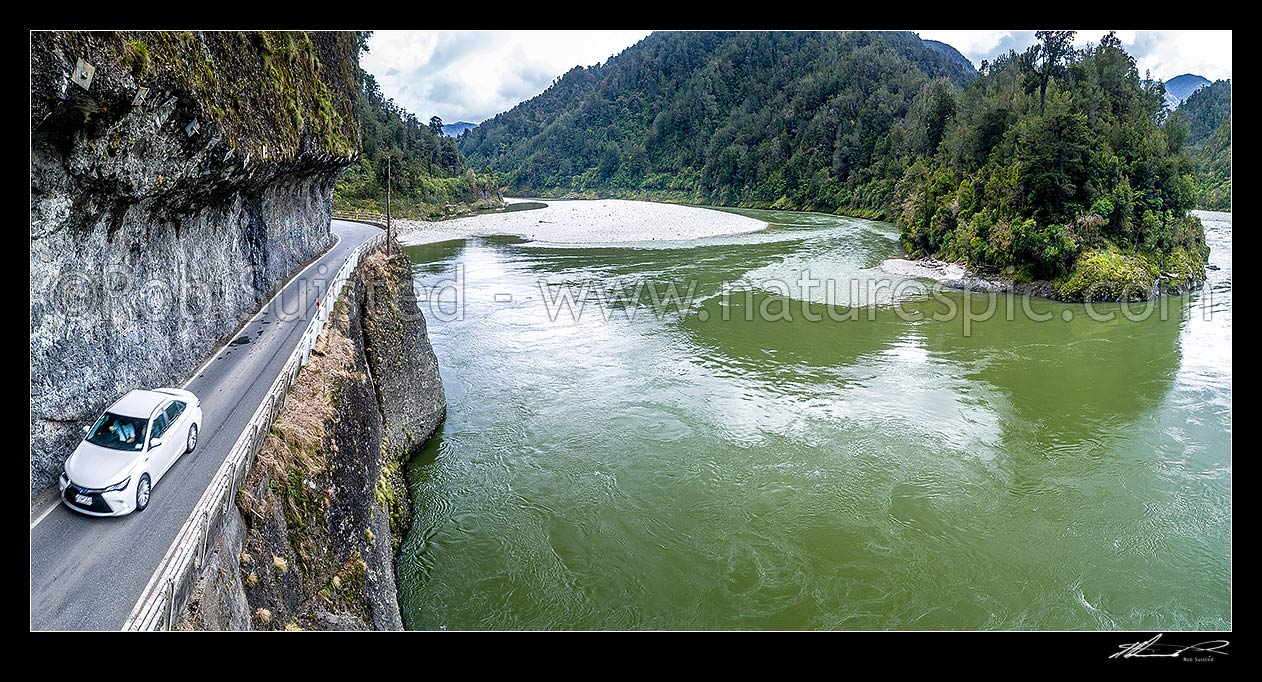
[30,229,349,531]
[30,499,59,530]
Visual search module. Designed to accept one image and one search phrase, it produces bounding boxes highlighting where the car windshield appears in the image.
[85,412,148,452]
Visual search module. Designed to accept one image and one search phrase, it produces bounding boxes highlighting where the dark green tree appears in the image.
[355,30,373,55]
[1018,112,1094,224]
[1020,30,1075,115]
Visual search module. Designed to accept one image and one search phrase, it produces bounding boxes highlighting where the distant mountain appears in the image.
[1178,79,1231,145]
[441,121,478,137]
[922,39,978,81]
[1163,73,1210,108]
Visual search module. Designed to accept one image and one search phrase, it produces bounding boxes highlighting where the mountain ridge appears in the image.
[441,120,477,137]
[1163,73,1210,108]
[922,39,979,80]
[1176,79,1231,210]
[460,30,979,215]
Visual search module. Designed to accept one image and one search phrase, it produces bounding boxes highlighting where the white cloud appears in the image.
[363,30,1231,125]
[917,30,1232,82]
[361,30,652,124]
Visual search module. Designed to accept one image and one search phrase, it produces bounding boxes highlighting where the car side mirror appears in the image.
[149,437,164,448]
[83,425,90,434]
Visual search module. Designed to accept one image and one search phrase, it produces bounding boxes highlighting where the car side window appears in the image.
[166,401,186,423]
[150,413,169,443]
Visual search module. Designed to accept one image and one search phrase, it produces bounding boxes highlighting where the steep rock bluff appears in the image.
[177,249,445,630]
[30,31,360,495]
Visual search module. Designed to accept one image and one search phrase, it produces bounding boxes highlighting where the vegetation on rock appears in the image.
[51,31,361,157]
[895,31,1209,299]
[177,245,443,630]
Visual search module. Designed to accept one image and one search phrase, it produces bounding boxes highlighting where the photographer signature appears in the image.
[1111,634,1230,660]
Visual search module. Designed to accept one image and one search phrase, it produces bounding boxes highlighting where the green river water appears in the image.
[396,207,1231,630]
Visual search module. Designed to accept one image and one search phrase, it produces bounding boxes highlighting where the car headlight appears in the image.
[102,477,131,493]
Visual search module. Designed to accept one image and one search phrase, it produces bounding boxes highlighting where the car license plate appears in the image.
[74,494,92,505]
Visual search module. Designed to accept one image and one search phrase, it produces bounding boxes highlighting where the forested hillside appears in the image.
[924,40,979,82]
[335,32,500,219]
[1176,79,1231,211]
[464,30,1213,301]
[459,31,976,217]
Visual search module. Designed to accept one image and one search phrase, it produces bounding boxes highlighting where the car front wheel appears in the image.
[186,423,199,453]
[135,474,151,513]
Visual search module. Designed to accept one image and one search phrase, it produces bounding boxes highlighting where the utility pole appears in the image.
[385,153,392,254]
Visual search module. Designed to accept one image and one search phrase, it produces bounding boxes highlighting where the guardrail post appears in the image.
[244,432,257,472]
[223,464,235,514]
[197,509,211,570]
[164,577,176,631]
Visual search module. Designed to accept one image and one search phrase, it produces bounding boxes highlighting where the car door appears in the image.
[146,410,176,482]
[164,400,188,456]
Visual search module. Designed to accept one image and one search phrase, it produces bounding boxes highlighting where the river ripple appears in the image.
[396,207,1231,630]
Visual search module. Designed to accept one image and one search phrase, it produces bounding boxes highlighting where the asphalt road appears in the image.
[30,220,380,631]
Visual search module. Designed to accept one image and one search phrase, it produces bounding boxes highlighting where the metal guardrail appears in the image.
[122,228,387,631]
[332,211,389,229]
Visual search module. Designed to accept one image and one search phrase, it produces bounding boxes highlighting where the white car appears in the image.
[59,388,203,516]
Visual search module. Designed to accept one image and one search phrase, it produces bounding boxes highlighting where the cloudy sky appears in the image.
[917,30,1232,82]
[362,30,1232,125]
[361,31,652,124]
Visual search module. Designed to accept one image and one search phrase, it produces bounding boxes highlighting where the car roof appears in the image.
[108,389,174,418]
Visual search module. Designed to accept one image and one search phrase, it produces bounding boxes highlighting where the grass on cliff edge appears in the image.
[112,31,357,158]
[250,298,358,489]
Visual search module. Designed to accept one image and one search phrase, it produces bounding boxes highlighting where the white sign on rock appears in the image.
[72,57,95,91]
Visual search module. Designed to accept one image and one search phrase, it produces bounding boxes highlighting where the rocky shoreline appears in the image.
[875,258,1058,299]
[875,256,1204,303]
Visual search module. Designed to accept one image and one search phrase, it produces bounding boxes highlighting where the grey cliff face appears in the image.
[30,32,359,495]
[360,252,448,463]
